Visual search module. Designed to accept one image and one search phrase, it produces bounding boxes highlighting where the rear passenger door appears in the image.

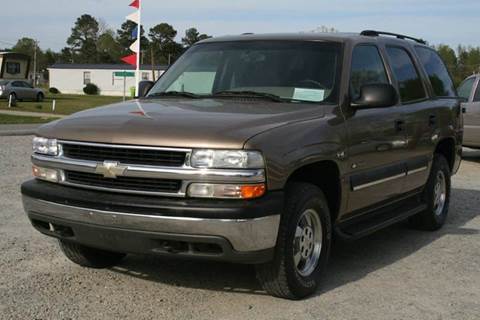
[345,44,407,213]
[11,81,27,99]
[384,46,434,192]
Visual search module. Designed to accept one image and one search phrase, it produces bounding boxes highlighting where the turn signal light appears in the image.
[187,183,266,199]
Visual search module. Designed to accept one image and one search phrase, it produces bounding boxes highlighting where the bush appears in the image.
[83,83,99,95]
[49,87,60,94]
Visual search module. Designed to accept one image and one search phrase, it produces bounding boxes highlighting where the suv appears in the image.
[458,74,480,148]
[21,31,463,299]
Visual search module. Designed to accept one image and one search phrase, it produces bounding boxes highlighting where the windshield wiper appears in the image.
[148,91,202,99]
[212,90,285,102]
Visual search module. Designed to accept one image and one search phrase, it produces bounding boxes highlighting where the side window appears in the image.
[386,47,426,103]
[6,62,21,75]
[83,71,91,85]
[415,47,456,97]
[457,77,475,101]
[142,72,150,81]
[350,45,389,99]
[11,81,22,87]
[474,81,480,102]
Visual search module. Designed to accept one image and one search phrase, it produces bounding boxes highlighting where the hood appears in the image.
[38,98,326,149]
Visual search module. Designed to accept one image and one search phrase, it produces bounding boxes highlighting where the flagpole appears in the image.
[135,0,141,96]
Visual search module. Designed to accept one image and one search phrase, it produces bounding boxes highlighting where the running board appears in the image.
[335,201,427,240]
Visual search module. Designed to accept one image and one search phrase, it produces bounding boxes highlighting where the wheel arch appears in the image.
[285,160,342,223]
[434,137,456,171]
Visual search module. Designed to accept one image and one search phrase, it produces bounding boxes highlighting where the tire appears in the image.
[36,92,44,102]
[59,240,126,268]
[256,182,332,299]
[409,154,451,231]
[8,93,17,106]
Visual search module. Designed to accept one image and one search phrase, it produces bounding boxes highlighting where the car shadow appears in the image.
[109,187,480,298]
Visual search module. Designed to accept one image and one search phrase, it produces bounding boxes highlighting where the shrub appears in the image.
[83,83,99,95]
[49,87,60,94]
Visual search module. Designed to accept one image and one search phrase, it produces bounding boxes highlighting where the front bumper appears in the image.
[21,180,283,263]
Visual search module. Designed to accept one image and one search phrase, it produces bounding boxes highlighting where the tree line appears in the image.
[4,14,210,79]
[3,16,480,87]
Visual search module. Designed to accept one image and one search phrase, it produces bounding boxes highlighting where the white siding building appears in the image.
[48,64,167,96]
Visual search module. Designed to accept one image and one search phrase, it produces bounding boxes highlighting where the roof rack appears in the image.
[360,30,427,45]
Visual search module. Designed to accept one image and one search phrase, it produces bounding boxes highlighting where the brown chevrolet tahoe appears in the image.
[21,31,463,299]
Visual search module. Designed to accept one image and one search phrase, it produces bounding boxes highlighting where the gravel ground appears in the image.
[0,135,479,320]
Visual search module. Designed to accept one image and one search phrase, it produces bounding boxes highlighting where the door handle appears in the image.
[429,115,436,127]
[394,120,405,132]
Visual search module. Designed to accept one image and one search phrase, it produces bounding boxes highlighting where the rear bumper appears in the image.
[21,180,283,263]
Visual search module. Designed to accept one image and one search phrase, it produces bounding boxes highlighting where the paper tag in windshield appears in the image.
[293,88,325,102]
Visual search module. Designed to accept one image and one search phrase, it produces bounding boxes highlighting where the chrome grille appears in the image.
[61,143,187,167]
[64,171,182,194]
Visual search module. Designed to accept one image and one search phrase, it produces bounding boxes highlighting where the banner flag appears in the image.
[129,39,139,53]
[121,53,137,67]
[129,0,140,9]
[131,25,138,39]
[126,11,139,24]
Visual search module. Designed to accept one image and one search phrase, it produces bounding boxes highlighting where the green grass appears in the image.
[0,94,127,115]
[0,114,57,124]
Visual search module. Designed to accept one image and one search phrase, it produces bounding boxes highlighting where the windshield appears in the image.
[148,41,343,104]
[0,80,9,85]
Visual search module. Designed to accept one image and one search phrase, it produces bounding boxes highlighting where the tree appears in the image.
[97,30,123,63]
[117,20,149,55]
[149,23,183,64]
[182,28,210,48]
[67,14,100,63]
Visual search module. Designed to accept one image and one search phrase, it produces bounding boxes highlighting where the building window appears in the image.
[6,62,21,75]
[142,72,150,81]
[83,71,91,85]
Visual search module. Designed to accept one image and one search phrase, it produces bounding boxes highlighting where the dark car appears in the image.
[21,31,462,299]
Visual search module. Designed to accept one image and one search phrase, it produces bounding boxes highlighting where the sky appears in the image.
[0,0,479,51]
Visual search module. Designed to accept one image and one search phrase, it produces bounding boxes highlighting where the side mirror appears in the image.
[137,81,155,98]
[351,83,398,109]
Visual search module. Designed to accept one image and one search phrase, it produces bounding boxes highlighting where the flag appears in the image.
[126,11,139,24]
[129,0,140,9]
[121,53,137,67]
[129,39,139,53]
[131,25,138,39]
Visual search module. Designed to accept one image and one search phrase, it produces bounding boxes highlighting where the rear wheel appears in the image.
[36,92,44,102]
[59,240,126,268]
[410,154,451,230]
[256,183,332,299]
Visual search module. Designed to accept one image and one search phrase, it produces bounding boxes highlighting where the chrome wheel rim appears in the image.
[293,209,323,277]
[433,171,447,216]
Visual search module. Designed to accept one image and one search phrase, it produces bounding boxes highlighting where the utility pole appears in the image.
[150,46,156,80]
[33,40,37,86]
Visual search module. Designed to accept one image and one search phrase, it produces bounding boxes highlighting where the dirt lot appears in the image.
[1,135,479,320]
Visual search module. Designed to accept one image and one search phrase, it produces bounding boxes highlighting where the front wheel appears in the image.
[8,93,17,106]
[410,154,451,230]
[59,240,126,268]
[256,183,332,299]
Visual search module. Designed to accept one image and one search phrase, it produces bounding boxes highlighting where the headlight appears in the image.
[33,137,58,156]
[190,149,264,169]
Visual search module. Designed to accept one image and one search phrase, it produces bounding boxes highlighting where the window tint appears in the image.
[457,77,475,101]
[386,47,426,103]
[22,81,32,88]
[350,45,389,99]
[415,47,455,97]
[11,81,22,87]
[6,62,20,75]
[474,81,480,102]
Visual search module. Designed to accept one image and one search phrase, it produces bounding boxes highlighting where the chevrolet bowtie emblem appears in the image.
[95,161,127,178]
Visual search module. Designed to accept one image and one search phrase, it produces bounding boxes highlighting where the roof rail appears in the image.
[360,30,427,45]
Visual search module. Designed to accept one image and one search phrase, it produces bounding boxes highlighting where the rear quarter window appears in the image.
[457,77,475,101]
[415,47,456,97]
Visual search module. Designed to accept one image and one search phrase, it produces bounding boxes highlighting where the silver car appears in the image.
[459,74,480,148]
[0,80,45,105]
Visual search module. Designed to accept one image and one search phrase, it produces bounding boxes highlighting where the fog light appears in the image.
[32,165,61,183]
[187,183,266,199]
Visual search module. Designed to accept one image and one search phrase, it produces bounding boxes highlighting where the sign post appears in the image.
[114,71,135,101]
